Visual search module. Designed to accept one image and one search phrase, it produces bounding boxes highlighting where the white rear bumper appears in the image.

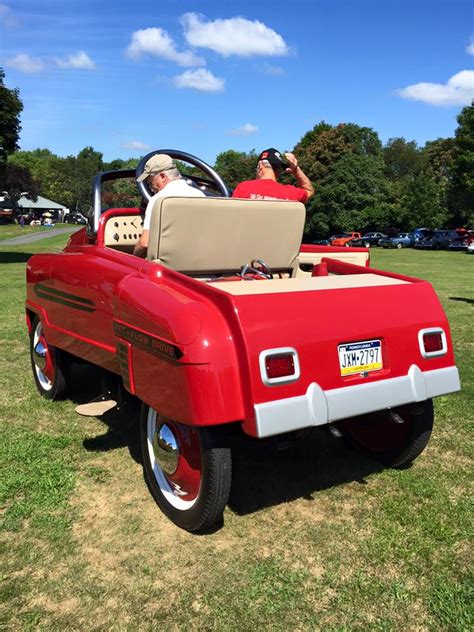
[254,365,460,438]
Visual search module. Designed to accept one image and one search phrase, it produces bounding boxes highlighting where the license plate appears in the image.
[338,339,383,376]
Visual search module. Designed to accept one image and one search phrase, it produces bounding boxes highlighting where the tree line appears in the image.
[1,67,472,237]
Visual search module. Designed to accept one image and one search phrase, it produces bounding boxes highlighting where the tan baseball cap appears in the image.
[137,154,176,182]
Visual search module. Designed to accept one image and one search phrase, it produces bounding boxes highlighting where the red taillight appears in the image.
[266,354,295,379]
[260,348,300,385]
[419,328,447,357]
[423,332,443,353]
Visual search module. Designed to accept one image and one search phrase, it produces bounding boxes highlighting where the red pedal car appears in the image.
[26,150,461,532]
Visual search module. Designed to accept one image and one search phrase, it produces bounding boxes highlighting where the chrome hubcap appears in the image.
[33,341,47,370]
[153,423,179,475]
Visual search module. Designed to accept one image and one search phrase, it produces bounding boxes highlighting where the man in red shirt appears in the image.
[232,148,314,203]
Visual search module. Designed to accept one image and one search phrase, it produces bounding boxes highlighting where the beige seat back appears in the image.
[146,197,306,275]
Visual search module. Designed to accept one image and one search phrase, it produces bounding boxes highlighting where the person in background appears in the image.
[232,148,314,203]
[133,154,205,258]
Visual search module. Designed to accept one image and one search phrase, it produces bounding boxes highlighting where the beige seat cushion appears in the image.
[146,197,306,275]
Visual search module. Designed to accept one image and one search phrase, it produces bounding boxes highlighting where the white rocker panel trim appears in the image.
[254,365,460,438]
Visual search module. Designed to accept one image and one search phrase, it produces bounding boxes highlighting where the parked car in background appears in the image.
[348,232,387,248]
[448,234,473,251]
[331,232,362,247]
[415,230,458,250]
[65,213,87,225]
[380,233,414,249]
[411,228,431,246]
[312,239,331,246]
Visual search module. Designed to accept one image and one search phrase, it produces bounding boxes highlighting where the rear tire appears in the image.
[30,317,69,400]
[337,400,434,468]
[140,404,232,532]
[397,242,403,249]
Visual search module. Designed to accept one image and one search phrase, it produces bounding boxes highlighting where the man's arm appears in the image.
[133,229,149,258]
[285,152,314,201]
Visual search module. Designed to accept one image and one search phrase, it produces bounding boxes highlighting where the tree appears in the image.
[423,137,455,185]
[448,103,474,226]
[293,124,353,184]
[294,122,388,237]
[399,173,446,229]
[101,157,141,209]
[384,138,422,180]
[2,164,39,220]
[214,150,258,190]
[4,163,38,200]
[9,149,65,202]
[294,122,383,186]
[337,123,383,158]
[0,68,23,191]
[72,146,103,211]
[308,153,392,236]
[0,68,22,161]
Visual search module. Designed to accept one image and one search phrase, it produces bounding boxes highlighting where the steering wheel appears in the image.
[136,149,230,202]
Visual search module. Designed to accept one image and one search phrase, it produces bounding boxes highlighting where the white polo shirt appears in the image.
[143,179,206,230]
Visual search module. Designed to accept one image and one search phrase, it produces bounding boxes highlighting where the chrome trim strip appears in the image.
[254,365,460,438]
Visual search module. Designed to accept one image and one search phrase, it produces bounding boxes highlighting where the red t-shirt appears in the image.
[232,179,308,203]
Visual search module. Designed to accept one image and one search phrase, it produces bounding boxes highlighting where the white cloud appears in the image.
[225,123,258,136]
[181,12,289,57]
[0,3,18,28]
[126,27,204,67]
[173,68,224,92]
[466,37,474,55]
[55,51,96,70]
[5,53,45,73]
[397,70,474,106]
[122,140,151,151]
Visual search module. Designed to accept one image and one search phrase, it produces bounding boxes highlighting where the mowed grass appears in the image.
[0,225,53,241]
[0,238,472,630]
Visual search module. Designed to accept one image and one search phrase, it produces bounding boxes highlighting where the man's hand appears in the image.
[284,152,299,173]
[133,229,149,258]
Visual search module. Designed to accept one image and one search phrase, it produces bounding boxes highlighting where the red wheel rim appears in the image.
[339,409,411,454]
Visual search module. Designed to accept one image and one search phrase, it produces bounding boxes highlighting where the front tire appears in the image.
[30,317,69,400]
[337,400,434,468]
[397,242,403,249]
[140,405,232,532]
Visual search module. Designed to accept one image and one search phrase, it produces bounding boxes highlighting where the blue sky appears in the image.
[1,0,473,164]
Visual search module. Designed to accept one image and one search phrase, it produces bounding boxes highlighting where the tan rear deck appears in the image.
[207,274,409,295]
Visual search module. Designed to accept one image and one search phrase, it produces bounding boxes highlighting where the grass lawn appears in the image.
[0,225,48,241]
[1,238,472,630]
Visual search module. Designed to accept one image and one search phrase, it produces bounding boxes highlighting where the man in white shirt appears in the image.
[133,154,205,258]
